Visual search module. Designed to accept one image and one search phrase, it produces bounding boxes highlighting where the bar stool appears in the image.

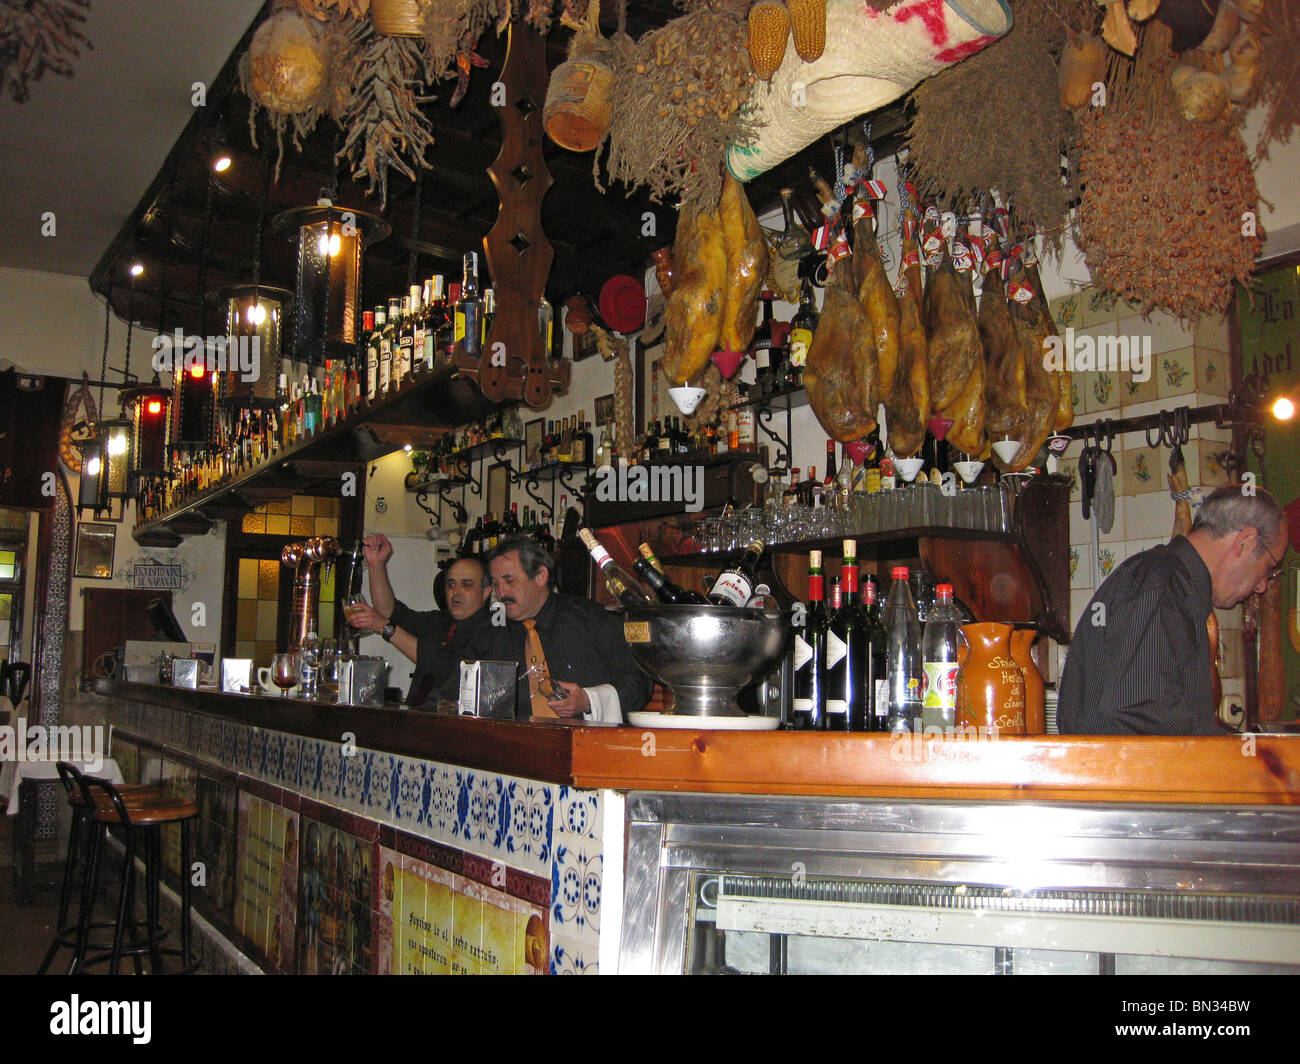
[45,763,200,974]
[39,762,159,975]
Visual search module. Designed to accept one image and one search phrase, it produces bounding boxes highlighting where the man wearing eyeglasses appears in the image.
[1059,484,1288,736]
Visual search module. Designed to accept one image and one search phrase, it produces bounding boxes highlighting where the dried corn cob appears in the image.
[787,0,826,63]
[747,0,790,82]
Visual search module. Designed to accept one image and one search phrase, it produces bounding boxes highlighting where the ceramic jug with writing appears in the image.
[1009,627,1045,735]
[956,622,1025,734]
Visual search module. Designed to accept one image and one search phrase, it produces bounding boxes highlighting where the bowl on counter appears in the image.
[622,603,792,717]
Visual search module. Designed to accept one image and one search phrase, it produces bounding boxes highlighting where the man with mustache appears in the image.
[348,533,493,706]
[457,534,652,722]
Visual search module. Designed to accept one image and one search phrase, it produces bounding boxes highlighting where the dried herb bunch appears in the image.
[0,0,90,103]
[424,0,512,78]
[337,21,439,205]
[904,0,1082,252]
[1076,23,1262,321]
[1254,0,1300,159]
[599,3,756,209]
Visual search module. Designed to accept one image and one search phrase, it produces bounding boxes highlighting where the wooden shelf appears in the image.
[132,366,496,545]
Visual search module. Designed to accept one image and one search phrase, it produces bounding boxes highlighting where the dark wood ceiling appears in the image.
[91,1,906,338]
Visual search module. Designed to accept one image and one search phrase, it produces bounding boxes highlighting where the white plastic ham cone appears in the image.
[728,0,1012,181]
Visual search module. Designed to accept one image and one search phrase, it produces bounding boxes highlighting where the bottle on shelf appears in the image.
[538,295,554,359]
[863,574,889,731]
[909,569,936,624]
[884,566,924,733]
[863,427,883,494]
[458,252,483,359]
[482,287,496,351]
[637,543,667,576]
[395,292,415,385]
[580,528,656,607]
[824,440,838,491]
[921,582,961,731]
[750,293,776,399]
[439,282,460,363]
[791,549,829,730]
[707,540,765,606]
[367,305,385,402]
[824,541,868,731]
[596,424,613,470]
[787,278,818,387]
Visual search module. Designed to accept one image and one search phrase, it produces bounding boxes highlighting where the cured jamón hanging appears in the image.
[805,226,877,442]
[884,196,930,458]
[663,203,727,384]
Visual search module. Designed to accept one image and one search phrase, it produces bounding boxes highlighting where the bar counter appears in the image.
[100,681,1300,805]
[96,681,1300,975]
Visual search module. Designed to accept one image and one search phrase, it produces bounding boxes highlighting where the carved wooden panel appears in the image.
[482,21,558,407]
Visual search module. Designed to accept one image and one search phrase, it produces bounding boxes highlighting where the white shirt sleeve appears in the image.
[583,684,624,724]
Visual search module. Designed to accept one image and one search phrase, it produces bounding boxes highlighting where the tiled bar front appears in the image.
[106,696,614,974]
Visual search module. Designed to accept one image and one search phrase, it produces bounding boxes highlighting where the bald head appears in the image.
[444,556,490,620]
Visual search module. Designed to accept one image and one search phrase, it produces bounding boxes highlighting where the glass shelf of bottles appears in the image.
[524,460,593,482]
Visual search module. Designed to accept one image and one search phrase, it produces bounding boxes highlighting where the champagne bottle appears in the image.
[637,543,668,576]
[579,529,656,607]
[707,541,764,606]
[791,549,828,730]
[633,550,707,604]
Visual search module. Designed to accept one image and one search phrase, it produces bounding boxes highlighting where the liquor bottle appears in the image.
[482,287,496,351]
[470,516,484,554]
[303,376,322,436]
[884,566,924,733]
[824,541,867,730]
[573,413,593,465]
[655,417,672,458]
[634,558,706,604]
[736,408,756,451]
[438,282,459,363]
[750,293,776,398]
[707,540,764,606]
[414,283,430,374]
[596,424,613,470]
[459,252,483,358]
[798,466,818,508]
[579,529,656,607]
[863,427,883,494]
[921,582,961,730]
[791,549,829,730]
[506,502,521,535]
[486,513,500,551]
[396,290,416,384]
[863,575,889,731]
[365,306,384,401]
[538,295,554,359]
[783,469,801,507]
[788,278,818,386]
[824,440,838,491]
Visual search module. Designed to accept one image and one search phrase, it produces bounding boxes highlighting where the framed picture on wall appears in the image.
[594,393,614,426]
[487,462,510,520]
[525,418,544,468]
[74,522,116,579]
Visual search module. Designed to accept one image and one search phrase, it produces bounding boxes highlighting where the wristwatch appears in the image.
[380,621,396,642]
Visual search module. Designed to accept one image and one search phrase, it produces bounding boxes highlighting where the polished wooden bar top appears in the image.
[99,681,1300,805]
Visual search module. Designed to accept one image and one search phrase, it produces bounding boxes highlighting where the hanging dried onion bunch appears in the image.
[903,0,1082,253]
[599,4,756,209]
[1254,0,1300,159]
[1076,21,1262,320]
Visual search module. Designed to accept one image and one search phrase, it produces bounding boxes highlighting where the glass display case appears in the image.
[620,794,1300,975]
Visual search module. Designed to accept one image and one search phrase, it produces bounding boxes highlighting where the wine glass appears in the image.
[343,593,368,640]
[271,652,299,698]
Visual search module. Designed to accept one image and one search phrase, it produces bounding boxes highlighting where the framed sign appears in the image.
[487,462,510,521]
[525,418,544,468]
[594,393,615,427]
[74,522,116,579]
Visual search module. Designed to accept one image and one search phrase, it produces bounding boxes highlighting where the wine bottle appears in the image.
[788,278,818,386]
[366,306,384,402]
[459,252,483,358]
[863,575,889,731]
[750,293,776,399]
[824,540,867,731]
[637,543,668,576]
[791,549,828,730]
[707,541,764,606]
[579,529,656,607]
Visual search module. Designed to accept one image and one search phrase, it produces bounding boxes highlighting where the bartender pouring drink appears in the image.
[452,535,652,722]
[1059,485,1287,736]
[347,533,493,706]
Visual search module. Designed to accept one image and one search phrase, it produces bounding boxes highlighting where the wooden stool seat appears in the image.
[89,795,198,825]
[68,783,160,807]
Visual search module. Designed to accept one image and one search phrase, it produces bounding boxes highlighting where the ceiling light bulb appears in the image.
[85,456,102,477]
[246,303,267,326]
[403,443,413,452]
[214,155,232,173]
[130,263,144,277]
[1273,397,1295,421]
[107,433,129,456]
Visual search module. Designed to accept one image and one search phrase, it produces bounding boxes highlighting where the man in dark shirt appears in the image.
[348,535,492,705]
[1059,485,1287,735]
[456,535,652,722]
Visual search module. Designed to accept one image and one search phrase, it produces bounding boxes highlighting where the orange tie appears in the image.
[523,619,557,719]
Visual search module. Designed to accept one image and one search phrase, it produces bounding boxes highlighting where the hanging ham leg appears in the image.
[663,203,727,384]
[885,198,929,457]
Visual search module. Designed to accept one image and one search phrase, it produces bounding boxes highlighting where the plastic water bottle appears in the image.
[921,583,961,730]
[884,566,923,733]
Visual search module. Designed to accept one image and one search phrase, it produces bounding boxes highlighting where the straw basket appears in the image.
[371,0,431,37]
[544,35,616,152]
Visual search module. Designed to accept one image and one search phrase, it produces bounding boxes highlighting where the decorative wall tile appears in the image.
[551,841,601,940]
[1119,369,1159,410]
[429,764,458,842]
[1059,459,1080,502]
[233,727,250,774]
[550,934,599,974]
[1125,491,1176,543]
[1069,546,1085,589]
[556,786,600,843]
[1193,313,1231,354]
[1156,346,1196,399]
[503,778,554,877]
[393,757,426,832]
[1115,311,1193,356]
[1083,370,1116,413]
[1096,544,1125,582]
[1122,448,1163,496]
[1195,346,1229,398]
[283,734,302,789]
